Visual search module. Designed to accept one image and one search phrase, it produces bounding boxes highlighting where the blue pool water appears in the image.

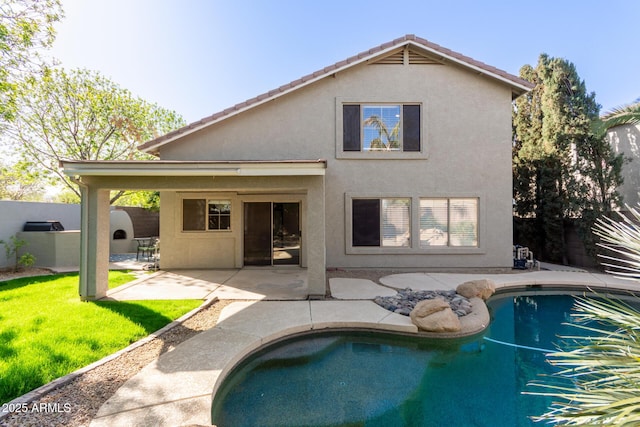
[211,293,592,426]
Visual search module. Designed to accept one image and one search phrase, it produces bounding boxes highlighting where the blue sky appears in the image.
[50,0,640,124]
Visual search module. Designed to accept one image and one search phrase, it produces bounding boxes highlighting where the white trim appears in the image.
[61,161,327,177]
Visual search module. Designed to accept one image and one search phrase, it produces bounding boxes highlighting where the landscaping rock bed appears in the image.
[374,288,473,317]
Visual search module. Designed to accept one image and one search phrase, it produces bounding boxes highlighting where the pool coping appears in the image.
[89,270,640,427]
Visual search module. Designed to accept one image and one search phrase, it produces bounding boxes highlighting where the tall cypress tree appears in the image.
[513,54,623,264]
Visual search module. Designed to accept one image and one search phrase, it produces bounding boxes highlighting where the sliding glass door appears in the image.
[244,202,300,266]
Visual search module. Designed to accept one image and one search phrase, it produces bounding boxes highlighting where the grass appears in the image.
[0,272,202,404]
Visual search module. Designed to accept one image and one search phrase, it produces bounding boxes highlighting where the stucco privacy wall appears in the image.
[608,123,640,210]
[157,58,514,269]
[0,201,80,268]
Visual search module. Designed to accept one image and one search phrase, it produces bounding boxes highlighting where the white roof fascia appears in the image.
[61,161,326,177]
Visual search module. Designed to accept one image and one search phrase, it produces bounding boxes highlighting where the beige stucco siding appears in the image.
[158,61,514,269]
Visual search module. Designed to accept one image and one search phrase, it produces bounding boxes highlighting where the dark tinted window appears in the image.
[352,199,380,246]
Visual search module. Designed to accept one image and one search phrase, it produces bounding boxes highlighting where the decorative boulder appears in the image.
[410,298,461,332]
[456,279,496,301]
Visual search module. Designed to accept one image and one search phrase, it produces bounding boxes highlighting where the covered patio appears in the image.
[61,160,326,301]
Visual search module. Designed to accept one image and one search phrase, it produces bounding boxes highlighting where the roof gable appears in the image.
[139,34,533,154]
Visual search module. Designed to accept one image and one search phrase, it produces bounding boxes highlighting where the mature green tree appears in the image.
[6,68,185,203]
[0,159,45,200]
[0,0,63,121]
[513,54,624,263]
[113,190,160,211]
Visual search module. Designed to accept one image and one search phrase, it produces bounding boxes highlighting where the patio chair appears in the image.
[136,237,159,261]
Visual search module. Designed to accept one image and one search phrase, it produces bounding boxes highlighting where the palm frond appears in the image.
[601,102,640,130]
[528,294,640,425]
[593,205,640,279]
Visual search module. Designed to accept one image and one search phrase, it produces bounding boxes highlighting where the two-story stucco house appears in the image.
[62,35,533,300]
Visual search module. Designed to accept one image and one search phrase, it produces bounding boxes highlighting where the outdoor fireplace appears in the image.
[113,229,127,240]
[110,210,135,254]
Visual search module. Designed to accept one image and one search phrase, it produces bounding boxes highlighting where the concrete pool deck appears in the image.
[90,268,639,427]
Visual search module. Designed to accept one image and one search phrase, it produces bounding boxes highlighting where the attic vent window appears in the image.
[375,50,404,65]
[372,46,443,66]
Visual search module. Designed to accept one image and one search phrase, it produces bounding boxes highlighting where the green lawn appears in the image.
[0,272,202,404]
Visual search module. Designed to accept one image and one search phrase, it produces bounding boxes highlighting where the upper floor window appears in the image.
[343,104,420,152]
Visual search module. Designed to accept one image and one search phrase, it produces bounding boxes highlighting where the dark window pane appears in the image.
[403,105,420,152]
[343,104,361,151]
[352,199,380,246]
[209,216,220,230]
[183,199,206,231]
[219,216,231,230]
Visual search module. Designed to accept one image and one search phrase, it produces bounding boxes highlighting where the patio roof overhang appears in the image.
[60,159,327,178]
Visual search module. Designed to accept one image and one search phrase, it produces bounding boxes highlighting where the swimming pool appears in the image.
[210,293,603,426]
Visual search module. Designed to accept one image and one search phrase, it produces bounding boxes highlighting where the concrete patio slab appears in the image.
[91,326,259,427]
[103,267,310,301]
[105,270,233,300]
[378,270,640,294]
[329,278,397,299]
[379,272,472,290]
[214,300,312,339]
[210,268,308,300]
[310,300,417,333]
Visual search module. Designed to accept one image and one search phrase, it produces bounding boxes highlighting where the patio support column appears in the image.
[306,176,326,297]
[79,185,110,300]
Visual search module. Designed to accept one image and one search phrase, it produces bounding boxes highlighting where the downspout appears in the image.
[70,175,90,300]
